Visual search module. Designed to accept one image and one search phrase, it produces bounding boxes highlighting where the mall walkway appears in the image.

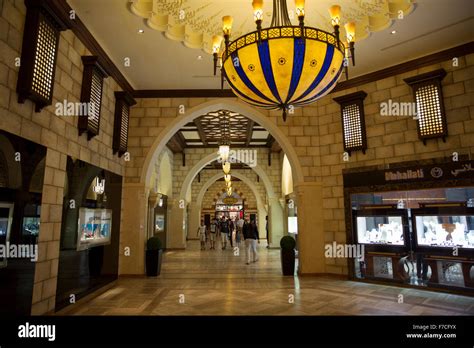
[62,241,474,316]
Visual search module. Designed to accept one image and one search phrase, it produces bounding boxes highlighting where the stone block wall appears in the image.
[0,0,126,314]
[127,53,474,276]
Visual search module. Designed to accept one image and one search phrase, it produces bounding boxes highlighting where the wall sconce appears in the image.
[113,91,136,157]
[16,0,68,112]
[404,69,448,144]
[93,177,105,195]
[78,56,108,139]
[333,91,368,155]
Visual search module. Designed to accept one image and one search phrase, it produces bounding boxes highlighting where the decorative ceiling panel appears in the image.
[130,0,416,54]
[166,109,276,151]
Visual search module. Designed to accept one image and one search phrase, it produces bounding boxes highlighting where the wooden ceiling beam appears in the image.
[193,119,208,146]
[245,120,255,147]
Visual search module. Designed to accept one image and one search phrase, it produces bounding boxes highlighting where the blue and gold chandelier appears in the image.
[213,0,356,121]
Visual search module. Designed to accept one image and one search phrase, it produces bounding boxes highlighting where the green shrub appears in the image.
[280,235,296,250]
[147,236,162,250]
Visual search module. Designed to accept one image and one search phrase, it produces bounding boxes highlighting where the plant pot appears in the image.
[281,248,295,276]
[146,249,163,277]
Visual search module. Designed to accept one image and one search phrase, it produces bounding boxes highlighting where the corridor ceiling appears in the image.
[166,110,281,153]
[68,0,474,90]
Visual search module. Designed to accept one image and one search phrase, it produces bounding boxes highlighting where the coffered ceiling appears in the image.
[68,0,474,90]
[166,110,280,152]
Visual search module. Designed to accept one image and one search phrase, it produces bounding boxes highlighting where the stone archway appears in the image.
[140,99,304,187]
[121,99,325,276]
[178,151,276,203]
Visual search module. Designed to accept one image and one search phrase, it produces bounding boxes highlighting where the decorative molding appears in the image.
[132,89,236,98]
[333,42,474,93]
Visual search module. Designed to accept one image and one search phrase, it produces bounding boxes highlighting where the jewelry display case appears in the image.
[353,207,410,252]
[412,206,474,256]
[77,208,112,251]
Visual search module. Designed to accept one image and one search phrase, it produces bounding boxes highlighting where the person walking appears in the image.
[229,218,234,248]
[266,215,270,248]
[220,216,229,250]
[197,220,207,250]
[243,216,259,265]
[236,216,244,248]
[209,218,217,250]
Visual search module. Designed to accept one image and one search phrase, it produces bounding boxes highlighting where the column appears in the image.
[167,199,186,249]
[119,183,148,275]
[268,196,285,248]
[187,202,201,240]
[295,182,325,274]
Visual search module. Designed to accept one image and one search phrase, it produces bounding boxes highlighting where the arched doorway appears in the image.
[120,99,316,276]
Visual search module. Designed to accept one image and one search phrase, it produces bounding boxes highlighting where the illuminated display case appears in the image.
[77,208,112,251]
[412,206,474,256]
[353,207,410,252]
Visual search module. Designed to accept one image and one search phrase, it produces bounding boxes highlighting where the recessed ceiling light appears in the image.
[391,30,397,34]
[138,29,144,34]
[197,55,203,60]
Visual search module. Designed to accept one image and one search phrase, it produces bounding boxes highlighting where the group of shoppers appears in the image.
[197,215,260,264]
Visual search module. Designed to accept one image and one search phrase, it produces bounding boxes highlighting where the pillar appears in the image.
[167,199,186,249]
[268,196,285,248]
[295,182,325,274]
[187,202,201,240]
[119,183,148,275]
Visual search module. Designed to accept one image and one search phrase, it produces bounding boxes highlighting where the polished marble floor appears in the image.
[63,241,474,316]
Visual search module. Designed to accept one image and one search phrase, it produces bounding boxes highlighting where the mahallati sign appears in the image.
[344,160,474,188]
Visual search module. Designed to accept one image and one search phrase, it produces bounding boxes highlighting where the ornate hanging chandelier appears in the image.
[216,0,355,121]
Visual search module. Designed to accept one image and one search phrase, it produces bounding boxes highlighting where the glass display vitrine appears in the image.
[353,207,409,252]
[412,207,474,255]
[77,208,112,251]
[0,203,14,268]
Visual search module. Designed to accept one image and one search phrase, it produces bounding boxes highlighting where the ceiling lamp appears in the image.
[226,180,232,189]
[227,186,233,196]
[222,161,231,174]
[218,107,231,162]
[217,0,353,121]
[218,143,230,163]
[224,174,231,183]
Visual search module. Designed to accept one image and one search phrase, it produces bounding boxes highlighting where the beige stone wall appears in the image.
[319,56,474,274]
[127,53,474,275]
[0,0,125,314]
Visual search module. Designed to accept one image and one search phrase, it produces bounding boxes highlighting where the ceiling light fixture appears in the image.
[138,29,144,34]
[222,161,231,174]
[214,0,355,121]
[391,30,397,34]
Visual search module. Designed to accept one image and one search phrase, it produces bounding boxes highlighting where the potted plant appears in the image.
[146,235,163,276]
[280,235,296,276]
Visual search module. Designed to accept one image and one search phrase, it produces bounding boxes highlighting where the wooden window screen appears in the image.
[16,0,67,112]
[113,92,136,157]
[404,69,448,144]
[78,56,107,139]
[333,91,368,155]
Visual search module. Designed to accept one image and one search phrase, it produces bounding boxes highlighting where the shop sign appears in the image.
[223,197,238,205]
[344,160,474,187]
